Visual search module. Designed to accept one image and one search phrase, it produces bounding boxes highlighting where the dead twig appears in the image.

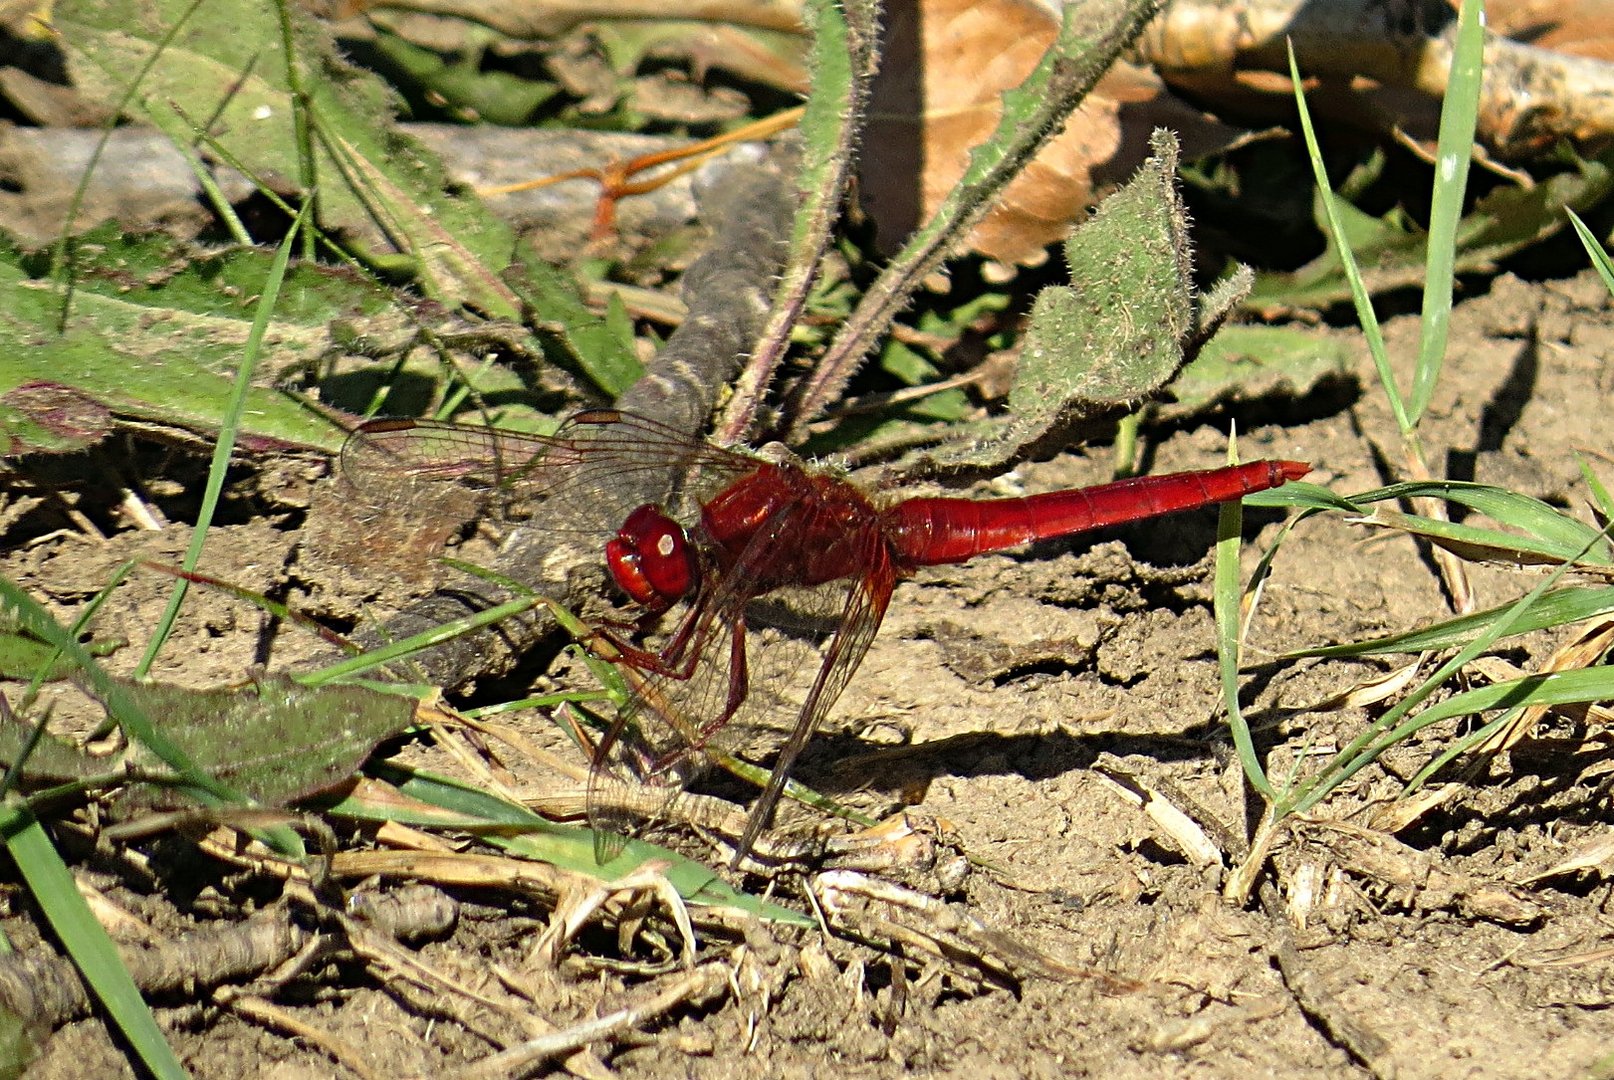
[1258,881,1396,1079]
[462,963,731,1080]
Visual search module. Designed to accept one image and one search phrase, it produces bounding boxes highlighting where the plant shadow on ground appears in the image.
[5,0,1614,1072]
[4,264,1612,1077]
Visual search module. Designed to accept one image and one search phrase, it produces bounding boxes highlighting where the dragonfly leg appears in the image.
[649,612,752,773]
[590,625,703,681]
[692,611,751,748]
[709,611,750,740]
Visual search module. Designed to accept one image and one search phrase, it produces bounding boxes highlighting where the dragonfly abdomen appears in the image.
[883,459,1309,567]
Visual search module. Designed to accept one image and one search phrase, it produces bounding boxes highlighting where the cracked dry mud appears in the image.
[3,270,1612,1078]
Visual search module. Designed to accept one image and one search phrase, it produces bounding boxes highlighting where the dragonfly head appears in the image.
[605,504,698,613]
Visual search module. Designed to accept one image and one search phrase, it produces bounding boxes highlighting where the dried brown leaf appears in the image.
[861,0,1247,268]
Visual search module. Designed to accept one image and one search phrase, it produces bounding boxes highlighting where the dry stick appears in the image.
[1257,881,1395,1080]
[341,153,795,690]
[716,0,880,444]
[2,126,740,254]
[1137,0,1614,158]
[0,885,457,1032]
[0,911,299,1033]
[463,963,730,1080]
[216,993,384,1080]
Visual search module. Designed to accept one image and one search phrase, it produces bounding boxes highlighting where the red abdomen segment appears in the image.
[884,460,1310,568]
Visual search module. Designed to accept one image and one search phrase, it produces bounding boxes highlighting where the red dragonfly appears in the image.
[344,410,1308,863]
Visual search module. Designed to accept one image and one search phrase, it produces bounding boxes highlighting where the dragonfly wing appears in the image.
[586,577,742,863]
[342,411,757,533]
[586,489,796,860]
[587,493,858,861]
[734,544,896,863]
[340,419,563,520]
[520,411,760,528]
[586,490,900,867]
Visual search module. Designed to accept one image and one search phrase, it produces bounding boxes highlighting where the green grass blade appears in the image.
[1215,447,1272,798]
[1289,585,1614,657]
[135,202,312,678]
[1403,708,1517,790]
[339,764,814,926]
[710,753,877,828]
[1357,507,1608,567]
[1243,480,1369,513]
[1567,209,1614,296]
[464,691,611,719]
[1578,457,1614,523]
[2,803,188,1079]
[1358,667,1614,758]
[1287,41,1407,433]
[1283,527,1602,816]
[48,0,209,295]
[172,141,252,245]
[1,560,136,737]
[1254,478,1609,563]
[1389,484,1608,554]
[0,578,243,808]
[274,0,318,261]
[1409,0,1484,424]
[297,593,546,686]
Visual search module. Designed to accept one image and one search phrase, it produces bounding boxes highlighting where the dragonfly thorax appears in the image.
[605,503,698,612]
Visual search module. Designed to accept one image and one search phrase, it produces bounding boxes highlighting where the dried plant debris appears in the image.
[1288,819,1544,927]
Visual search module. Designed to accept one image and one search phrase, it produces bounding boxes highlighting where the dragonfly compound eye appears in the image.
[605,504,697,610]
